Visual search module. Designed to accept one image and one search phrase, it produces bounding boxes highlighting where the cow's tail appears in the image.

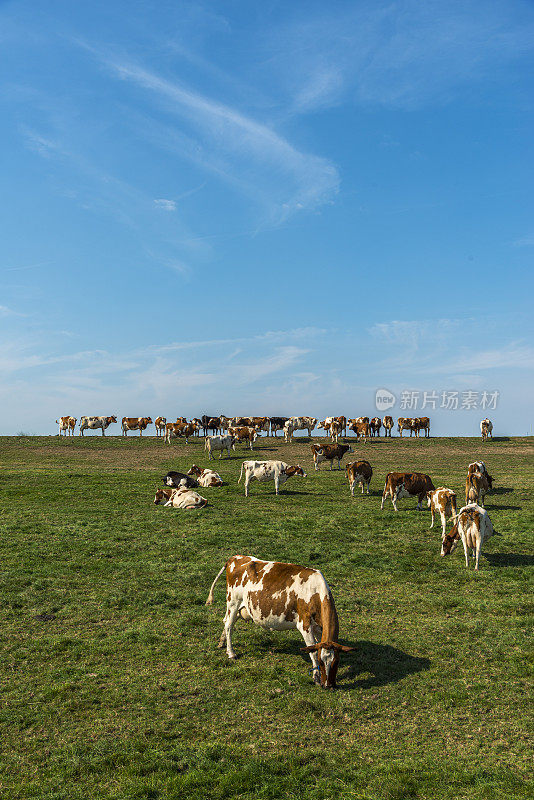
[238,462,244,484]
[206,563,226,605]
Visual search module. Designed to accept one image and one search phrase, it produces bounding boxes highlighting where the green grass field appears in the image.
[1,433,532,799]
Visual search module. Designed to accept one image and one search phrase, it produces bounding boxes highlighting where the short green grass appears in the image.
[1,433,532,799]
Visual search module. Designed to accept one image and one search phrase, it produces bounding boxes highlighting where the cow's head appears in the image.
[426,490,434,507]
[187,464,202,476]
[441,523,460,555]
[286,465,307,478]
[302,641,355,688]
[108,416,117,424]
[154,487,168,505]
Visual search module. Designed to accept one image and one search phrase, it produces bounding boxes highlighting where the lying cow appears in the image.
[311,443,353,471]
[153,486,208,510]
[163,470,199,489]
[229,426,258,450]
[79,415,117,436]
[441,504,494,570]
[206,555,354,688]
[154,416,167,437]
[121,416,152,436]
[187,464,223,487]
[346,460,373,496]
[381,472,435,511]
[480,418,493,441]
[427,487,458,537]
[205,434,235,460]
[56,416,76,436]
[238,460,306,496]
[465,471,490,507]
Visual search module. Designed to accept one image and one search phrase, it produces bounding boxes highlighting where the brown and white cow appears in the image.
[441,504,494,570]
[311,442,354,471]
[238,460,306,496]
[56,416,76,436]
[347,420,370,441]
[397,417,414,437]
[164,422,197,444]
[153,486,208,510]
[121,417,153,436]
[369,418,382,437]
[465,471,490,507]
[79,416,117,436]
[187,464,223,487]
[229,426,258,450]
[413,416,430,438]
[427,487,458,537]
[480,418,493,441]
[251,417,270,434]
[467,461,494,489]
[382,416,394,437]
[154,416,167,437]
[206,555,354,688]
[284,417,317,441]
[381,472,435,511]
[319,416,346,438]
[346,460,372,496]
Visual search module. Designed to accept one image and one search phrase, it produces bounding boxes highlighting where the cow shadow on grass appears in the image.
[252,636,429,690]
[490,487,513,495]
[483,552,534,567]
[336,640,430,690]
[486,504,521,511]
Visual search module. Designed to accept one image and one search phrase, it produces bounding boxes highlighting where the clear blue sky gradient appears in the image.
[1,0,533,435]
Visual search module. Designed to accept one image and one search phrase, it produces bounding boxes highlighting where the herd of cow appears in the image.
[55,414,495,441]
[53,411,497,690]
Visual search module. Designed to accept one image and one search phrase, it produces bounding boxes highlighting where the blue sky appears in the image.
[1,0,533,435]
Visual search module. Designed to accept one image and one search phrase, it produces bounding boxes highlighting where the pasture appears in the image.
[1,434,532,799]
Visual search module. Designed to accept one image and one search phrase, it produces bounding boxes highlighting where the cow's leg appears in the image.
[350,481,354,497]
[440,512,447,538]
[298,623,321,685]
[474,540,482,570]
[366,480,370,495]
[430,506,435,528]
[244,475,250,497]
[416,492,424,510]
[101,428,105,436]
[221,601,241,659]
[392,489,399,512]
[380,489,387,510]
[461,537,469,567]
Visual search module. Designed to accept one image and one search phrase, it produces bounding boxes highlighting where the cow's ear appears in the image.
[333,644,355,652]
[301,644,320,652]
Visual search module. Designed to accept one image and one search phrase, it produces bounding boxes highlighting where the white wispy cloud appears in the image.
[154,198,176,211]
[88,51,339,220]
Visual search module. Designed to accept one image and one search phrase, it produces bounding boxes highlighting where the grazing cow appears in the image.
[153,486,208,509]
[347,420,370,441]
[310,443,354,471]
[229,426,258,450]
[269,417,289,437]
[154,416,167,437]
[467,461,494,489]
[382,416,393,437]
[381,472,435,511]
[369,418,382,437]
[79,416,117,436]
[346,460,373,496]
[163,470,199,489]
[465,471,490,507]
[427,487,458,537]
[441,504,494,570]
[205,434,235,460]
[238,460,306,496]
[187,464,223,487]
[206,555,354,687]
[164,422,197,444]
[481,418,493,441]
[56,416,76,437]
[121,417,153,436]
